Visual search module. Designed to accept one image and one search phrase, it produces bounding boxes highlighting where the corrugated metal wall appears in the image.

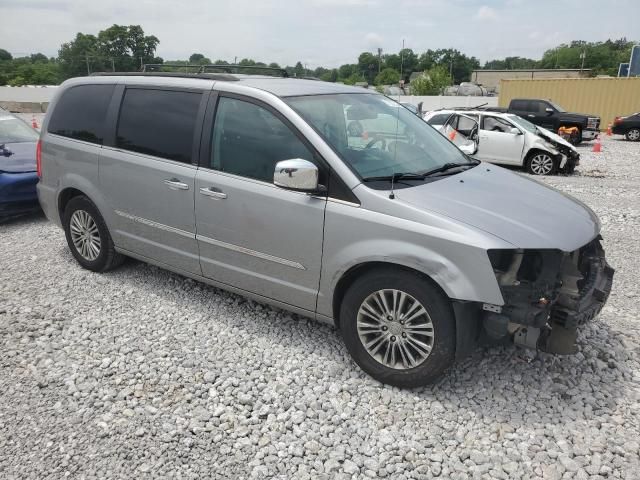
[499,78,640,129]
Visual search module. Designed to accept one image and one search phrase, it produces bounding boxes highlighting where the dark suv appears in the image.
[505,99,600,144]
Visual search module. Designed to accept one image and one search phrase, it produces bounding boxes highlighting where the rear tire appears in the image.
[339,268,456,388]
[626,128,640,141]
[63,196,124,272]
[525,151,557,176]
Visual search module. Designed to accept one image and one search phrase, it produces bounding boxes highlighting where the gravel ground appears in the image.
[1,135,639,479]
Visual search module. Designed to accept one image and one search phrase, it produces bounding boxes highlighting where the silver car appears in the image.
[37,73,614,387]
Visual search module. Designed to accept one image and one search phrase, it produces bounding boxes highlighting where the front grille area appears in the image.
[550,237,614,329]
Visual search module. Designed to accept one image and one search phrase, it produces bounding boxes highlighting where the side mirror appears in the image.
[274,159,320,193]
[510,127,522,135]
[545,107,554,114]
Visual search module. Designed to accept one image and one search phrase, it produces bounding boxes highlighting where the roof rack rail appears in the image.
[143,63,289,78]
[90,71,240,81]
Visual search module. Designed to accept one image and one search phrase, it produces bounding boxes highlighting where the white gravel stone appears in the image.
[1,136,639,478]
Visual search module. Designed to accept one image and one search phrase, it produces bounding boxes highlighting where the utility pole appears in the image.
[111,58,115,72]
[580,50,586,72]
[400,39,405,79]
[377,47,382,74]
[449,56,454,85]
[234,56,237,64]
[85,54,90,75]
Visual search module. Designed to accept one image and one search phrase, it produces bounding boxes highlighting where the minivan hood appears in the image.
[394,164,599,251]
[0,141,37,173]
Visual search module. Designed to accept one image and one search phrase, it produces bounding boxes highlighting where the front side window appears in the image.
[482,116,514,133]
[287,93,474,183]
[116,88,202,163]
[211,97,315,182]
[48,84,115,144]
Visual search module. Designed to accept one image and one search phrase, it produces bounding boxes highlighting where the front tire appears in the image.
[526,151,557,176]
[626,128,640,141]
[63,196,124,272]
[339,268,456,388]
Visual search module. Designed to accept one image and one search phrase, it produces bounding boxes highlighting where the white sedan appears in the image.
[424,110,580,175]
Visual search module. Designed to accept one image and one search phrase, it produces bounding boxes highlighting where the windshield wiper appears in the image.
[422,161,477,177]
[362,172,427,182]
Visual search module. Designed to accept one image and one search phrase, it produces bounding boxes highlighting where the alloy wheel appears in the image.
[357,289,435,370]
[69,210,101,261]
[628,129,640,141]
[530,153,554,175]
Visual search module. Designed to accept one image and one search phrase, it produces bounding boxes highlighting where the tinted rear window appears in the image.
[48,84,115,144]
[116,88,202,163]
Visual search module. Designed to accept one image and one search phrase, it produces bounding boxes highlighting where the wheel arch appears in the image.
[331,261,451,329]
[57,187,87,222]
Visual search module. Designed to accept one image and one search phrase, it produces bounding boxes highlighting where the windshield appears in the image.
[0,117,39,143]
[286,93,473,182]
[547,101,566,113]
[509,115,537,133]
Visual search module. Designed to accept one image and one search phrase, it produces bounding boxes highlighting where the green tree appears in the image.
[374,67,400,86]
[484,56,538,70]
[358,52,380,84]
[415,49,479,84]
[338,63,357,80]
[268,62,281,69]
[189,53,211,64]
[410,66,452,95]
[58,25,160,78]
[0,49,12,61]
[538,38,634,76]
[320,69,338,82]
[238,58,256,66]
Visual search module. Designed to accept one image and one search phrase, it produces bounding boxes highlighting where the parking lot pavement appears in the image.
[1,136,639,479]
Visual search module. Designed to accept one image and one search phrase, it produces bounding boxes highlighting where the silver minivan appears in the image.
[37,72,614,387]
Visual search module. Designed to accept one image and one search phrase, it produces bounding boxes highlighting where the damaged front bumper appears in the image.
[482,237,614,354]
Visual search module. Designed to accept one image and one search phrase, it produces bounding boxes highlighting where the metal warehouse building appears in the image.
[472,69,592,91]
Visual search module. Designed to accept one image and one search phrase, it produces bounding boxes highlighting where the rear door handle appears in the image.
[164,178,190,190]
[527,114,535,118]
[200,187,227,199]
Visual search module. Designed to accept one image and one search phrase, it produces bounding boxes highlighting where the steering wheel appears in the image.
[347,121,363,137]
[365,137,387,150]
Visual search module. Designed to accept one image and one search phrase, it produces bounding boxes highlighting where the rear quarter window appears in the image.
[47,84,115,144]
[116,88,202,163]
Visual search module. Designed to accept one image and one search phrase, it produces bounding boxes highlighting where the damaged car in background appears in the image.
[425,109,580,175]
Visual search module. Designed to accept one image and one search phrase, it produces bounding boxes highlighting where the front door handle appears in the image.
[164,178,190,190]
[200,187,227,199]
[527,114,535,118]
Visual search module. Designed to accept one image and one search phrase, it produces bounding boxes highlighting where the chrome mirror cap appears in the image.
[274,159,319,192]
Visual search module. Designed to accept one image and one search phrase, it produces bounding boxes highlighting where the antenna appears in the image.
[389,174,396,199]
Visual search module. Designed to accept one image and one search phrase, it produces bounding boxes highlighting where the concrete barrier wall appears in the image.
[0,86,58,102]
[1,85,498,115]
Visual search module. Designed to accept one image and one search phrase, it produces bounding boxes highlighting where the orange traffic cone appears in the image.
[31,115,39,129]
[606,124,612,136]
[592,135,602,153]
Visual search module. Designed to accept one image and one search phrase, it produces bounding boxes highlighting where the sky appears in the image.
[1,0,638,68]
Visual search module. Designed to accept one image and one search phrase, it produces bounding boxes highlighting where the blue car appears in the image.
[0,110,40,220]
